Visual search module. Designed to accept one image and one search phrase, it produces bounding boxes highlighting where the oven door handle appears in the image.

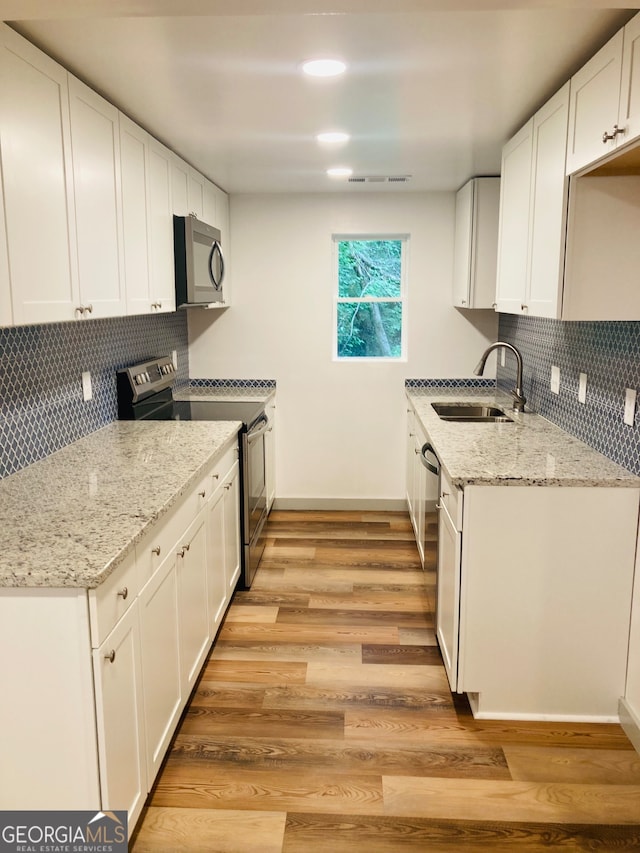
[247,413,269,441]
[420,442,440,476]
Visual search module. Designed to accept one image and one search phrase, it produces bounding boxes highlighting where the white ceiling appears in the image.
[4,1,636,194]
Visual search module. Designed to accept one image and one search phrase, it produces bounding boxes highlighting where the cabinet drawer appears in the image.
[440,467,463,531]
[89,548,140,647]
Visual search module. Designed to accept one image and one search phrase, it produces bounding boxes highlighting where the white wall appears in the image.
[188,192,498,507]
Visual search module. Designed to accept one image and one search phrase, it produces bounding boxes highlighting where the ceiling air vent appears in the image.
[347,175,412,184]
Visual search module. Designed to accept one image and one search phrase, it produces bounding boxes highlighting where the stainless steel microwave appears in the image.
[173,214,225,308]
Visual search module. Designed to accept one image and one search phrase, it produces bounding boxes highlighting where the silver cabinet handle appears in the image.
[212,474,219,480]
[442,490,449,497]
[224,482,232,490]
[492,302,497,309]
[461,299,467,305]
[105,650,116,663]
[199,490,206,498]
[117,587,128,600]
[85,304,93,315]
[151,546,161,556]
[177,543,191,558]
[602,124,625,143]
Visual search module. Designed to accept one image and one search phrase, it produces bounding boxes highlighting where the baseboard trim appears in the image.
[619,697,640,755]
[272,498,408,511]
[468,692,619,723]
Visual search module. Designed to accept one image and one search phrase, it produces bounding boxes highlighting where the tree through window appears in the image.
[335,237,406,359]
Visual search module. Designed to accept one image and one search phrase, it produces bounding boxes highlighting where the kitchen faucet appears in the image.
[474,341,526,413]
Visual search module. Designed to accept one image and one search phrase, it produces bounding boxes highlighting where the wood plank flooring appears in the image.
[131,510,640,852]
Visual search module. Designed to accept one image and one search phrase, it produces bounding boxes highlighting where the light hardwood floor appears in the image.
[131,510,640,852]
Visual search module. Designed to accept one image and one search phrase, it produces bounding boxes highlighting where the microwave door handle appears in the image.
[208,240,225,290]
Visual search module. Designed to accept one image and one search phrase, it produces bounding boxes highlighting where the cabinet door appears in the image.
[171,156,190,216]
[620,12,640,150]
[203,177,217,226]
[623,545,640,744]
[412,431,427,568]
[206,483,227,633]
[265,403,276,513]
[223,462,241,594]
[436,501,461,692]
[188,168,205,219]
[147,139,175,312]
[138,552,182,782]
[176,512,211,698]
[566,29,623,174]
[495,120,533,315]
[92,602,147,831]
[0,25,79,324]
[0,176,11,326]
[120,115,151,315]
[452,180,473,308]
[526,83,569,319]
[68,76,125,318]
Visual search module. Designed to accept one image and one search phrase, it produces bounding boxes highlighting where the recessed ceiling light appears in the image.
[327,166,353,178]
[302,58,347,78]
[316,131,350,144]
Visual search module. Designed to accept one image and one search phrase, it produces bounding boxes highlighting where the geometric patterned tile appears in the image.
[0,312,189,479]
[498,314,640,475]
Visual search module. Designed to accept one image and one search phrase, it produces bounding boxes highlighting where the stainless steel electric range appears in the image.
[117,355,269,588]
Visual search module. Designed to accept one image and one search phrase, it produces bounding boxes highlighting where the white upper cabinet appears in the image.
[567,30,623,174]
[68,76,125,319]
[452,177,499,310]
[0,178,11,327]
[188,168,205,219]
[619,13,640,152]
[495,83,570,319]
[120,115,151,315]
[170,156,190,216]
[567,13,640,175]
[526,83,570,318]
[147,139,175,312]
[0,25,79,325]
[495,120,533,314]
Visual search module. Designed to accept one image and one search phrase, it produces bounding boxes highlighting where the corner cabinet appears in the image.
[452,177,500,309]
[0,439,241,837]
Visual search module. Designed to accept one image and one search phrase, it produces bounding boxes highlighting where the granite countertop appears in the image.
[407,386,639,488]
[0,420,240,589]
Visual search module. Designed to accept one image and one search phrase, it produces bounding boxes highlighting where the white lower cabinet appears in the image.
[441,483,640,721]
[0,439,241,836]
[138,548,182,782]
[176,511,210,696]
[621,547,640,753]
[92,601,147,829]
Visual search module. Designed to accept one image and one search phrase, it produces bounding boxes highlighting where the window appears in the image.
[334,236,407,360]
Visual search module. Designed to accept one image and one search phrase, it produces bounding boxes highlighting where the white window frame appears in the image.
[332,233,409,362]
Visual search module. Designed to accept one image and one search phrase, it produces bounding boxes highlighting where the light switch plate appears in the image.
[500,349,506,367]
[172,350,178,369]
[578,373,587,404]
[624,388,636,426]
[550,365,560,395]
[82,371,92,402]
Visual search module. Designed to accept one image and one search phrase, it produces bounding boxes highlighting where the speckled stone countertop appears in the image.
[0,420,240,589]
[407,386,639,488]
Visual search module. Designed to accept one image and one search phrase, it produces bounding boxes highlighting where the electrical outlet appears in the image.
[578,373,587,404]
[550,365,560,395]
[624,388,636,426]
[500,348,506,367]
[172,350,178,369]
[82,371,92,402]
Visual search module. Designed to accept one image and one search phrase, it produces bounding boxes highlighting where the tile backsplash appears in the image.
[0,313,188,479]
[498,314,640,475]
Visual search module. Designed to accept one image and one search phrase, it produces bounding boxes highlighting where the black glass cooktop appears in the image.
[132,397,265,427]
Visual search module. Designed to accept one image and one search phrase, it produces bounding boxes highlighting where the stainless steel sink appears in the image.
[431,403,514,423]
